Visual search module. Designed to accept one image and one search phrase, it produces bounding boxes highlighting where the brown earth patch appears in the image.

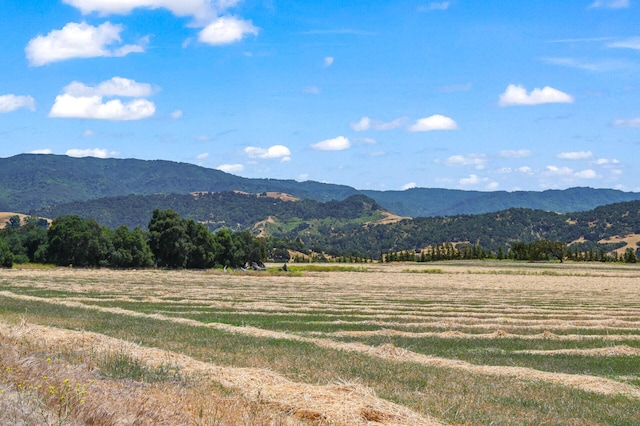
[0,212,33,229]
[599,234,640,256]
[372,211,411,225]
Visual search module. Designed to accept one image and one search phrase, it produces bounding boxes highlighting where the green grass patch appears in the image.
[98,349,183,383]
[287,264,369,272]
[333,335,640,379]
[402,268,445,274]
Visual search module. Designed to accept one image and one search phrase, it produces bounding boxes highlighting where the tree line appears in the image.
[380,240,638,263]
[0,209,265,269]
[1,211,638,268]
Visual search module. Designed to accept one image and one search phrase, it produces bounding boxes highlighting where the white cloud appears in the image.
[217,163,244,173]
[541,57,632,73]
[66,148,118,158]
[50,94,155,120]
[612,118,640,128]
[62,0,224,22]
[594,158,620,166]
[424,2,450,11]
[26,22,145,66]
[499,84,574,106]
[324,56,335,67]
[244,145,291,160]
[63,77,154,97]
[297,173,310,181]
[575,169,597,179]
[196,152,209,159]
[607,37,640,50]
[311,136,350,151]
[350,117,371,131]
[499,149,531,158]
[49,77,156,121]
[82,129,96,137]
[351,116,407,132]
[486,181,500,190]
[0,95,36,113]
[459,174,480,186]
[171,110,183,119]
[518,166,533,174]
[408,114,458,132]
[358,137,378,145]
[588,0,629,9]
[445,153,486,169]
[556,151,593,160]
[402,182,417,190]
[546,165,574,175]
[29,149,52,154]
[198,16,258,45]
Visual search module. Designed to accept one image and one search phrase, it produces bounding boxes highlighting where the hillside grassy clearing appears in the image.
[1,262,639,425]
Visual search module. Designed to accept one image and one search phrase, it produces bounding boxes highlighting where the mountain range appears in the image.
[3,154,640,217]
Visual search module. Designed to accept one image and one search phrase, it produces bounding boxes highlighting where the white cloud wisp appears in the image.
[244,145,291,161]
[26,22,145,66]
[0,95,36,113]
[311,136,350,151]
[49,77,156,120]
[499,84,574,106]
[408,115,458,132]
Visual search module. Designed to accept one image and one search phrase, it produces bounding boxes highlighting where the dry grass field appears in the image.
[1,261,639,425]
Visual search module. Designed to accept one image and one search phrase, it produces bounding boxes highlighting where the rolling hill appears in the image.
[3,154,640,217]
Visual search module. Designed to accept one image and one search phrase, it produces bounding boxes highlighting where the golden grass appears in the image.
[0,212,27,229]
[599,233,640,256]
[2,289,639,401]
[0,319,439,426]
[1,262,639,424]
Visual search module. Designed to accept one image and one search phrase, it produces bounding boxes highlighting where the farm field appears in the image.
[1,262,639,425]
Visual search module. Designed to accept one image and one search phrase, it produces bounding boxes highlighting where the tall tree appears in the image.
[47,216,108,267]
[148,209,190,268]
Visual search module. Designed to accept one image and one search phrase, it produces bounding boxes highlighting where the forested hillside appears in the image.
[0,154,358,212]
[27,188,640,258]
[361,187,640,217]
[3,154,640,217]
[32,192,385,231]
[295,201,640,256]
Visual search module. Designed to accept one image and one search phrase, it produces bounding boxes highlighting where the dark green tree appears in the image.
[185,219,220,269]
[148,209,190,268]
[46,216,109,267]
[108,226,154,268]
[0,238,13,268]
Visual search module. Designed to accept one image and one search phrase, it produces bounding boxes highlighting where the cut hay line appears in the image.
[0,319,440,426]
[329,329,640,342]
[56,296,640,319]
[513,345,640,357]
[1,290,639,401]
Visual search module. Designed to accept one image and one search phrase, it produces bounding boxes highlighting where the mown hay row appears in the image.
[0,318,441,426]
[1,290,638,401]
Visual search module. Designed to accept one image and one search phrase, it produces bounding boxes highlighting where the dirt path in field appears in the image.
[2,290,639,401]
[0,318,441,426]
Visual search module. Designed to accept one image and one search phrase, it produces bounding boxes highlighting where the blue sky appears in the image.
[1,0,640,192]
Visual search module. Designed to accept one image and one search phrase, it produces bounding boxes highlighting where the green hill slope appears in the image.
[3,154,640,217]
